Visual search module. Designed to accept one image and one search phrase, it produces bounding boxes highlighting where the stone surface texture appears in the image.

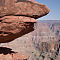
[0,0,50,19]
[0,16,36,43]
[0,0,50,43]
[0,0,50,60]
[0,21,60,60]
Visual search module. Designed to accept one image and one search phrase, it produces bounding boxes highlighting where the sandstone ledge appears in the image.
[0,16,36,43]
[0,1,50,19]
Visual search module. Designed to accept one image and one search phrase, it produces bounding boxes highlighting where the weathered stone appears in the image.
[0,16,36,43]
[0,0,50,19]
[30,23,58,52]
[12,53,28,60]
[14,2,50,19]
[2,54,12,60]
[0,52,28,60]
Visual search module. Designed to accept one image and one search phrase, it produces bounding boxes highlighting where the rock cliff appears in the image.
[0,22,60,60]
[0,21,60,60]
[0,0,50,60]
[0,0,50,18]
[0,0,50,43]
[28,21,60,60]
[0,16,36,43]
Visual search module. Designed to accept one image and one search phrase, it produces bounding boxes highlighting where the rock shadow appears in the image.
[0,47,16,55]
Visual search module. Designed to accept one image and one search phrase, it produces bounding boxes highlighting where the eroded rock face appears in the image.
[0,53,28,60]
[0,0,50,19]
[0,0,50,60]
[0,0,50,43]
[0,16,36,43]
[0,22,60,60]
[28,23,58,52]
[14,2,50,19]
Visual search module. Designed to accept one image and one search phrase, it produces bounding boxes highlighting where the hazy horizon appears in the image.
[35,0,60,20]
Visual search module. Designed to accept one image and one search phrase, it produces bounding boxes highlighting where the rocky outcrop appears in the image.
[0,16,36,43]
[50,23,60,40]
[0,0,50,43]
[0,0,50,59]
[0,21,60,60]
[0,0,50,19]
[14,2,50,19]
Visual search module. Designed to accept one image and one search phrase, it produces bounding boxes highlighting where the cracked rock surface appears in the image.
[0,16,36,43]
[0,0,50,19]
[0,0,50,43]
[0,0,50,60]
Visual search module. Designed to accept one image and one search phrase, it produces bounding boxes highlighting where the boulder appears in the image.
[14,1,50,19]
[0,0,50,19]
[0,16,36,43]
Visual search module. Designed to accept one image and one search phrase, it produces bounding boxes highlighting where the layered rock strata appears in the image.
[0,22,60,60]
[27,22,60,60]
[27,23,58,52]
[0,0,50,43]
[0,16,36,43]
[0,0,50,19]
[0,0,50,60]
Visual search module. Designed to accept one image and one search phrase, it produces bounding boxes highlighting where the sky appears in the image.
[35,0,60,20]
